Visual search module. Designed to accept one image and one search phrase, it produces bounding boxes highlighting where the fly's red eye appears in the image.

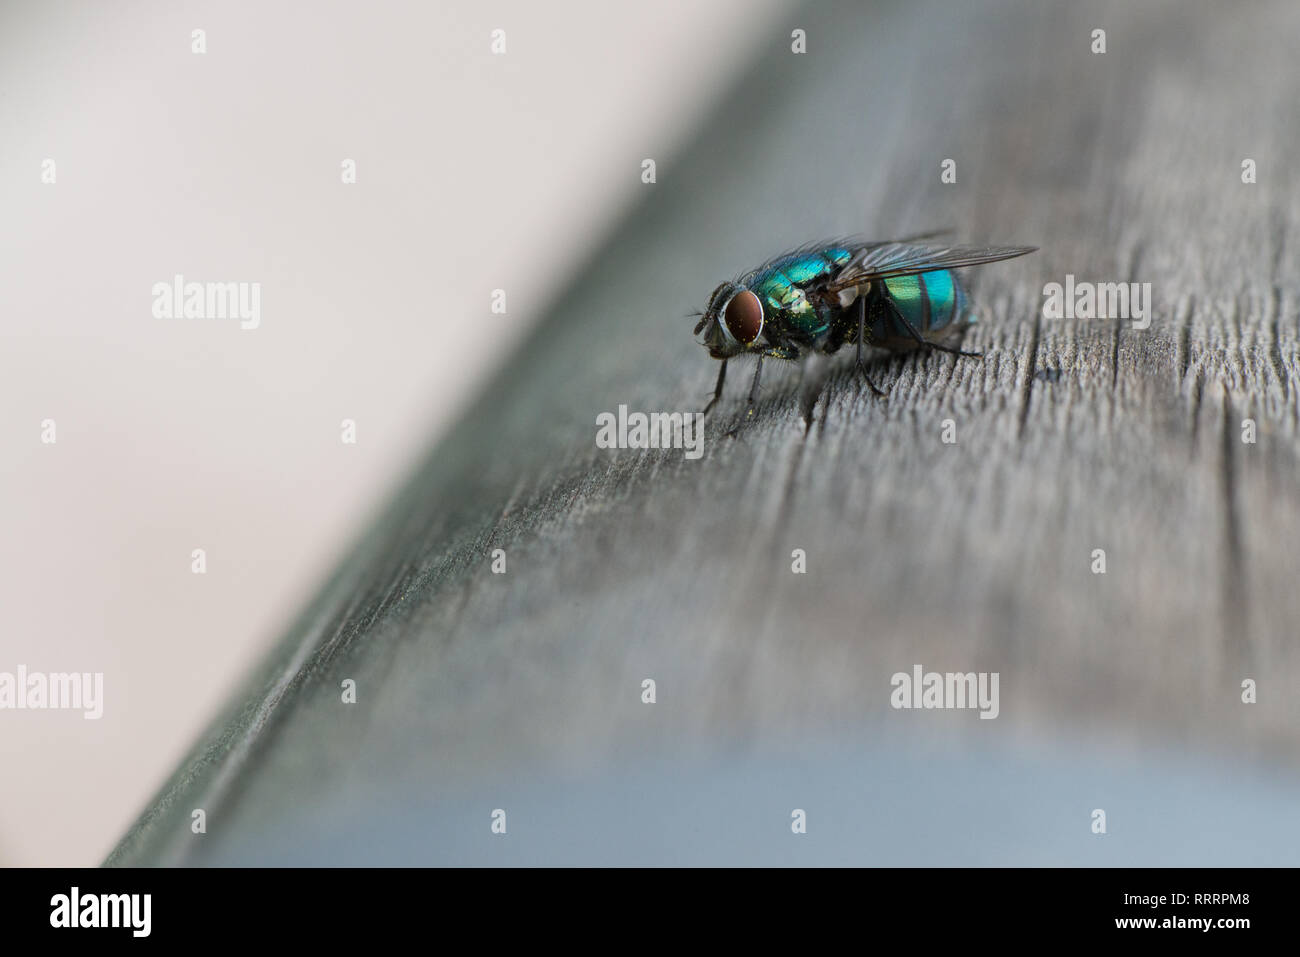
[724,290,764,344]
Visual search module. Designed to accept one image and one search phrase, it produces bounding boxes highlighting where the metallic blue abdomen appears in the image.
[881,269,968,334]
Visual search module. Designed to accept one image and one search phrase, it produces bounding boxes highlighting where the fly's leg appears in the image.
[746,354,764,415]
[891,306,982,357]
[798,353,831,433]
[854,295,888,396]
[723,355,765,438]
[702,359,728,416]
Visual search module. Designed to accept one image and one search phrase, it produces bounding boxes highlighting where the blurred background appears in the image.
[0,0,786,866]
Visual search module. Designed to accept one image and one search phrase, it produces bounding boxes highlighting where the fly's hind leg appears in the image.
[926,338,982,358]
[890,305,982,358]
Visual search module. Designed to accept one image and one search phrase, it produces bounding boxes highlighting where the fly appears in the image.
[691,233,1037,423]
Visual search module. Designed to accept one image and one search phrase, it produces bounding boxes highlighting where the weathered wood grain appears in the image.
[108,0,1300,865]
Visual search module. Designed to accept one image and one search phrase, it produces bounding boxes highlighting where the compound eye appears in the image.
[723,290,764,344]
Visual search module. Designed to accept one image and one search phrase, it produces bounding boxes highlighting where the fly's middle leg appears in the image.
[853,295,888,396]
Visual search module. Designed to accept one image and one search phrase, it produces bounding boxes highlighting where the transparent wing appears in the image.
[824,242,1037,293]
[735,230,955,285]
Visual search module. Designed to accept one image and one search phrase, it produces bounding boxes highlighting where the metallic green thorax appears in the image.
[747,246,853,340]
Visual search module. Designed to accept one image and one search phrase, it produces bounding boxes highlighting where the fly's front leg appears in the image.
[798,353,831,432]
[745,354,764,415]
[724,354,765,438]
[725,345,799,435]
[854,295,887,397]
[702,359,728,416]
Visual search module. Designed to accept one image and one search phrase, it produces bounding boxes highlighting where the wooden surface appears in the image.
[108,0,1300,866]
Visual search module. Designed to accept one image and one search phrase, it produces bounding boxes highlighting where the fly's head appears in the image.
[693,281,765,359]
